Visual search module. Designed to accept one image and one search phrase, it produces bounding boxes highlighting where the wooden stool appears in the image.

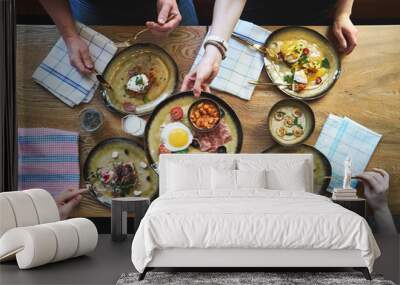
[111,197,150,242]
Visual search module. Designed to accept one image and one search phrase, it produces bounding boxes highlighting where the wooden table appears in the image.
[16,25,400,218]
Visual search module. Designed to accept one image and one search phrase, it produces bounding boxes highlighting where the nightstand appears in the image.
[332,198,366,218]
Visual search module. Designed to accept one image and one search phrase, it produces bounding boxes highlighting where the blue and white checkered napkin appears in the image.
[32,22,118,107]
[315,114,382,192]
[192,20,271,100]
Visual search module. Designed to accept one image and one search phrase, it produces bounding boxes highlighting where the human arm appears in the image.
[332,0,358,54]
[54,188,87,220]
[39,0,94,74]
[146,0,182,36]
[355,168,397,235]
[181,0,247,97]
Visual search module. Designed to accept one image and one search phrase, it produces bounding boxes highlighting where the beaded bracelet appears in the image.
[204,40,227,60]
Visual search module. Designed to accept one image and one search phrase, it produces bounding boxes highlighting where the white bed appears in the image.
[131,154,380,280]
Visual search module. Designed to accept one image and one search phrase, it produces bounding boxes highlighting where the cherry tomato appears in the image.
[315,77,322,84]
[303,48,310,55]
[170,106,184,121]
[297,83,306,91]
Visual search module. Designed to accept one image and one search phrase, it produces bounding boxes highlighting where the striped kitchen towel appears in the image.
[315,114,382,192]
[192,20,271,100]
[32,22,118,107]
[18,128,80,197]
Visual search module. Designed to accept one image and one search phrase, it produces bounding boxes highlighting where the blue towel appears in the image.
[32,22,117,107]
[315,114,382,192]
[192,20,271,100]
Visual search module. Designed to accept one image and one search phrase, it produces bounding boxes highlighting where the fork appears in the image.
[248,80,290,87]
[231,33,267,55]
[115,13,178,49]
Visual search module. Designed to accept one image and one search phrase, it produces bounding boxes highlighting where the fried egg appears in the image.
[161,122,193,152]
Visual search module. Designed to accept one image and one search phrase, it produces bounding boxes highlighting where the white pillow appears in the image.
[265,162,308,191]
[167,163,212,191]
[237,157,311,192]
[164,155,237,170]
[212,168,237,190]
[236,169,267,189]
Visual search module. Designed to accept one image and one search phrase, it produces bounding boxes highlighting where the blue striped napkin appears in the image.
[192,20,271,100]
[18,128,80,197]
[32,22,118,107]
[315,114,382,192]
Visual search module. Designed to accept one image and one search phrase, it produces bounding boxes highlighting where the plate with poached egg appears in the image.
[101,43,178,116]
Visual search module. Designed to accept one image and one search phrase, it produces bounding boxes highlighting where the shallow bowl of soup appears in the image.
[267,98,315,146]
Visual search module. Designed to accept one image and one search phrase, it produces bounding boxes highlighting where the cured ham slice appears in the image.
[195,120,232,152]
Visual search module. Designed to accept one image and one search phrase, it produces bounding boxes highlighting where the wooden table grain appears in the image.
[16,25,400,217]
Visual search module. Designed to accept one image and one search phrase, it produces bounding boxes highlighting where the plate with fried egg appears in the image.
[144,91,243,167]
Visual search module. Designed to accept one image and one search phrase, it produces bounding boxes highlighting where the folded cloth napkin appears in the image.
[192,20,271,100]
[315,114,382,192]
[18,128,80,197]
[32,22,118,107]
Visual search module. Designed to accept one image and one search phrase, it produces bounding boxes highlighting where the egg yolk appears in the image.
[168,129,189,148]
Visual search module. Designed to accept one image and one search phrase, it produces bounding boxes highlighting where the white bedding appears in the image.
[131,190,380,273]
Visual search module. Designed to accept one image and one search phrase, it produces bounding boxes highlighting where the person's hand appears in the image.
[332,14,358,54]
[181,45,222,97]
[146,0,182,36]
[64,35,94,75]
[355,168,389,211]
[54,188,86,220]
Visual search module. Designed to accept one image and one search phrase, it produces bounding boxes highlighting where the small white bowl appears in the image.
[121,115,146,137]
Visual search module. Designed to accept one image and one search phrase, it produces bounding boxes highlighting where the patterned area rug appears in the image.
[116,272,395,285]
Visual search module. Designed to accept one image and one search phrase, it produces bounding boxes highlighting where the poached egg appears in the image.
[126,73,149,93]
[293,69,308,84]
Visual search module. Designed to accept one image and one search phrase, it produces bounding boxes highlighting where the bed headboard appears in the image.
[158,154,314,196]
